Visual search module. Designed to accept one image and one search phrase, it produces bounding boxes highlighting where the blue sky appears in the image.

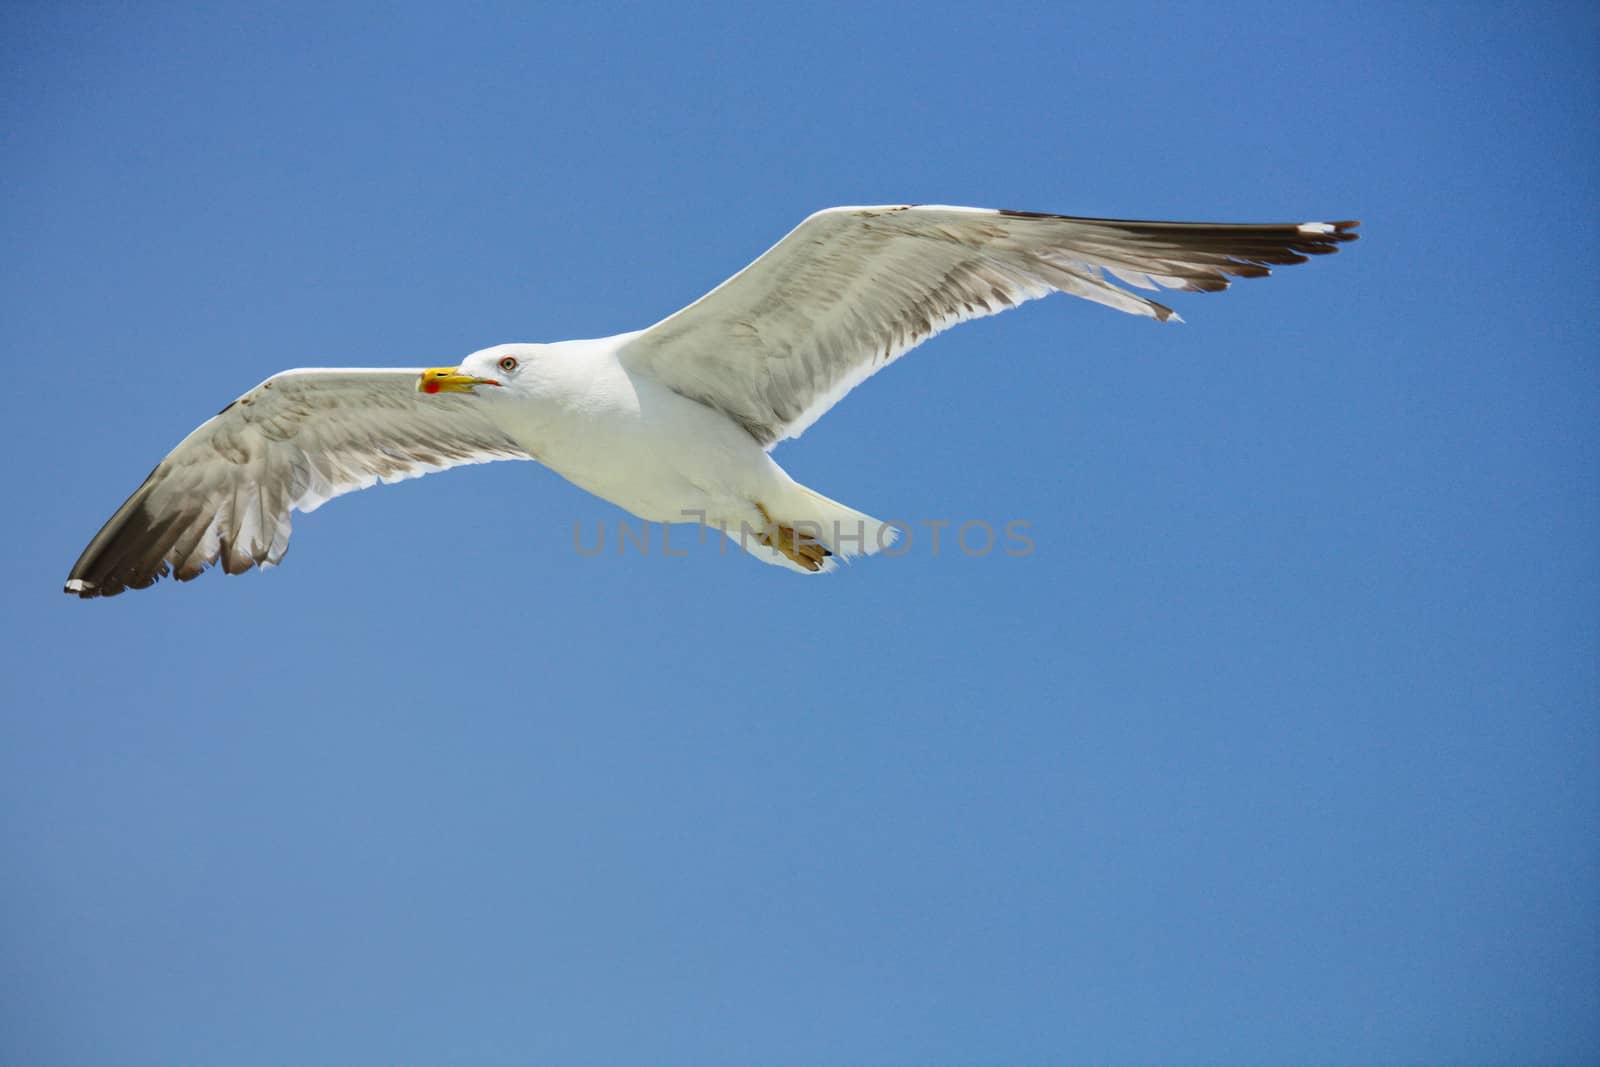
[4,3,1596,1064]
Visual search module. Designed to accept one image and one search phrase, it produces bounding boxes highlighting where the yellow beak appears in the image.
[418,367,502,395]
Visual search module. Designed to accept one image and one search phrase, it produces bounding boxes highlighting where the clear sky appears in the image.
[4,3,1596,1064]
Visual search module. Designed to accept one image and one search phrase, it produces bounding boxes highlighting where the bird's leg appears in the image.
[754,503,833,572]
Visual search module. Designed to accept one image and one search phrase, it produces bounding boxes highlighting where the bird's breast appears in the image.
[503,371,772,520]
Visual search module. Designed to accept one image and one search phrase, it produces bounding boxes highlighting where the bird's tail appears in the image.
[792,484,898,558]
[741,482,897,574]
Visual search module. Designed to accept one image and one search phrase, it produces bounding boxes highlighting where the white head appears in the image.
[416,343,548,397]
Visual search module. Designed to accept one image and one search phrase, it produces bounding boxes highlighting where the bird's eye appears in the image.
[498,356,518,373]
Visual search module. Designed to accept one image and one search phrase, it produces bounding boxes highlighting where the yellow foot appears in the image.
[755,504,834,573]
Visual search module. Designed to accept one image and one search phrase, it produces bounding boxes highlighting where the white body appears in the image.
[474,336,884,569]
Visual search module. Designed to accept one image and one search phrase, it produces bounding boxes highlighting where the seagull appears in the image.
[64,205,1358,597]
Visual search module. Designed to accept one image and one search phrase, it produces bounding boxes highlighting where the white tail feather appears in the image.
[783,483,898,561]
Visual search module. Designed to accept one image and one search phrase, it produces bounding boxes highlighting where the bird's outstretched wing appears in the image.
[619,205,1358,448]
[64,369,530,598]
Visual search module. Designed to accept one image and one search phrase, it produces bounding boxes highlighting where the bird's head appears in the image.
[418,344,543,396]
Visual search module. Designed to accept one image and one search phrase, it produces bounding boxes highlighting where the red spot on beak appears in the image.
[422,380,441,394]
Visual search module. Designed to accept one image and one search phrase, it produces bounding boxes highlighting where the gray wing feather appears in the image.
[619,205,1358,447]
[65,369,530,597]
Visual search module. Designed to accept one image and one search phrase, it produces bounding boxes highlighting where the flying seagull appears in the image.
[64,205,1358,597]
